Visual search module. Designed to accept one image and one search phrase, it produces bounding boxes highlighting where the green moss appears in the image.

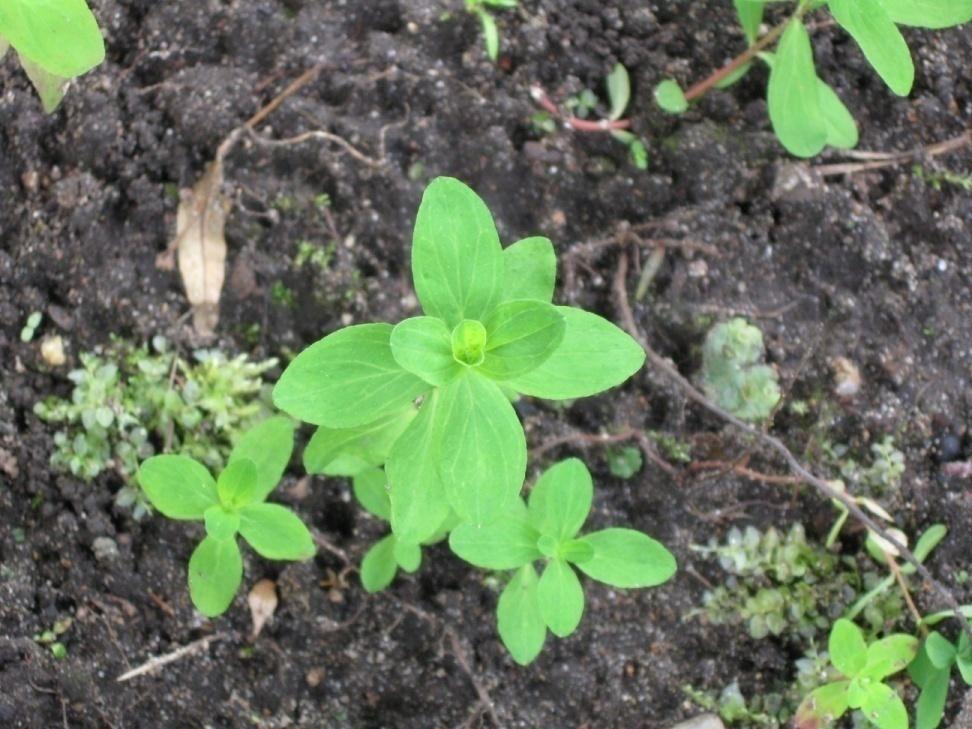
[701,318,781,421]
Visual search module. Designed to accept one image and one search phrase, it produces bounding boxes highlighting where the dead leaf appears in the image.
[247,578,278,639]
[174,160,230,336]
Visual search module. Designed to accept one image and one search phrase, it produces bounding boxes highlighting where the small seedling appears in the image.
[0,0,105,112]
[795,618,917,729]
[908,629,972,729]
[606,445,643,479]
[137,417,315,616]
[20,311,42,342]
[701,318,780,422]
[449,459,675,664]
[465,0,517,62]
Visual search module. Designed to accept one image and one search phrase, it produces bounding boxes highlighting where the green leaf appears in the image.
[817,79,859,149]
[393,539,422,572]
[478,10,499,62]
[861,634,919,680]
[829,0,914,96]
[505,307,645,400]
[479,300,566,380]
[217,458,258,510]
[439,373,527,524]
[273,323,430,428]
[238,503,315,561]
[734,0,764,44]
[912,524,948,565]
[18,55,68,112]
[353,467,392,521]
[188,535,243,617]
[138,455,218,520]
[0,0,104,77]
[714,61,754,89]
[607,445,643,479]
[204,506,240,541]
[876,0,972,29]
[915,666,950,729]
[606,63,631,120]
[227,416,295,502]
[829,619,868,677]
[526,458,593,541]
[654,79,688,114]
[303,408,416,477]
[501,237,557,303]
[537,559,585,638]
[360,535,398,593]
[924,632,957,669]
[794,681,850,729]
[449,501,541,570]
[390,317,462,386]
[411,177,503,327]
[497,564,547,665]
[576,528,676,588]
[559,538,595,564]
[768,20,827,158]
[958,632,972,684]
[859,682,909,729]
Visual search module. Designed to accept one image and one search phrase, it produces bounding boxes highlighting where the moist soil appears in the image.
[1,1,971,727]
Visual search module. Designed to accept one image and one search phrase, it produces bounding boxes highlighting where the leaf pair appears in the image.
[450,459,676,664]
[908,630,972,729]
[795,618,917,729]
[138,417,315,616]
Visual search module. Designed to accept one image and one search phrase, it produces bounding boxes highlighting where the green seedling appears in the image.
[449,459,675,664]
[908,630,972,729]
[701,318,780,422]
[606,445,642,479]
[274,177,645,548]
[137,417,315,616]
[465,0,517,62]
[20,311,42,342]
[0,0,105,112]
[655,0,972,157]
[795,618,917,729]
[605,64,649,170]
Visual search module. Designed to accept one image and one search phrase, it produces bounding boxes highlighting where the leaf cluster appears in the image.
[701,317,780,422]
[908,629,972,729]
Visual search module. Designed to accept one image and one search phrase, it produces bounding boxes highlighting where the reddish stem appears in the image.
[530,86,632,133]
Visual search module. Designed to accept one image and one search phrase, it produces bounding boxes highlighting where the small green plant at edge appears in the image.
[137,417,315,616]
[654,0,972,158]
[20,311,42,342]
[701,317,780,421]
[908,618,972,729]
[0,0,105,112]
[795,618,917,729]
[465,0,517,62]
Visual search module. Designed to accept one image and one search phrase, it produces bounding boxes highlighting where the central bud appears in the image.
[451,319,487,366]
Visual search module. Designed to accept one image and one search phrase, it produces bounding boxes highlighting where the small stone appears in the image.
[832,356,861,399]
[40,336,66,367]
[666,715,725,729]
[687,259,708,278]
[92,537,119,564]
[306,667,326,687]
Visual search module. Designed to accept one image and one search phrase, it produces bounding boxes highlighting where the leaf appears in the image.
[0,0,104,77]
[497,564,547,665]
[501,237,557,303]
[0,37,8,59]
[361,535,398,593]
[393,539,422,572]
[216,458,258,509]
[411,177,503,327]
[247,578,278,639]
[537,559,585,638]
[175,160,231,336]
[606,63,631,120]
[449,502,541,570]
[914,666,950,729]
[794,681,850,729]
[876,0,972,29]
[576,528,676,588]
[859,682,909,729]
[204,505,240,541]
[238,503,315,561]
[654,79,688,114]
[138,455,218,520]
[18,55,69,113]
[768,20,827,158]
[829,618,868,677]
[478,10,499,62]
[390,317,462,386]
[273,323,431,428]
[505,307,645,400]
[861,634,919,680]
[303,407,416,477]
[817,79,859,149]
[734,0,764,44]
[958,632,972,684]
[479,300,566,380]
[714,61,754,89]
[188,535,243,617]
[912,524,948,565]
[526,458,593,541]
[227,416,295,502]
[353,467,391,521]
[559,538,595,564]
[829,0,914,96]
[439,373,527,524]
[924,632,957,669]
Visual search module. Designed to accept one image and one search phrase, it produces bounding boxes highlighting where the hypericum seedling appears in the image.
[655,0,972,157]
[137,417,315,616]
[908,629,972,729]
[274,177,646,548]
[465,0,517,62]
[0,0,105,112]
[795,618,917,729]
[20,311,42,342]
[701,318,780,422]
[449,459,675,664]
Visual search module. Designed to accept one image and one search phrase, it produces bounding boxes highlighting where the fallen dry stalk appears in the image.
[116,632,230,682]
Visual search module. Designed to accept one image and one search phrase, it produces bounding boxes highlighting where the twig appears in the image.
[885,551,924,629]
[312,529,350,564]
[530,427,677,477]
[530,86,632,133]
[116,633,230,682]
[243,127,384,168]
[688,459,804,486]
[814,131,971,177]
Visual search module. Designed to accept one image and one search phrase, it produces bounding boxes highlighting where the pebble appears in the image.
[666,715,725,729]
[92,537,120,564]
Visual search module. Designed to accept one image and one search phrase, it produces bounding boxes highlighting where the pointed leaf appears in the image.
[138,455,218,520]
[958,632,972,684]
[478,300,565,380]
[817,79,859,149]
[734,0,764,44]
[353,467,392,521]
[768,20,827,158]
[876,0,972,29]
[859,682,908,729]
[188,535,243,617]
[527,458,593,540]
[393,539,422,573]
[654,79,688,114]
[501,237,557,303]
[538,559,585,637]
[217,458,258,509]
[238,503,315,561]
[0,0,104,77]
[303,407,416,477]
[479,10,499,62]
[794,681,850,729]
[361,535,398,593]
[606,63,631,120]
[273,323,430,428]
[497,564,547,665]
[829,618,868,677]
[576,528,676,588]
[227,416,295,502]
[449,502,541,570]
[915,666,950,729]
[204,506,240,541]
[18,55,68,113]
[390,316,462,386]
[829,0,914,96]
[861,634,919,680]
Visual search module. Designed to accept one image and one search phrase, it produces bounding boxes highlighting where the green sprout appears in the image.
[795,618,917,729]
[137,417,314,616]
[465,0,517,62]
[908,629,972,729]
[20,311,42,342]
[449,459,675,664]
[701,318,780,422]
[0,0,105,112]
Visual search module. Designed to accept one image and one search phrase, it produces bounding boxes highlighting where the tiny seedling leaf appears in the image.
[227,416,295,502]
[914,665,950,729]
[829,618,868,677]
[478,10,499,62]
[353,467,392,521]
[817,79,859,150]
[18,56,69,113]
[0,0,104,78]
[734,0,764,45]
[449,502,541,570]
[537,558,585,637]
[526,458,593,541]
[576,528,676,588]
[876,0,972,29]
[391,316,462,386]
[829,0,914,96]
[217,458,259,510]
[497,564,547,665]
[654,79,688,114]
[393,539,422,573]
[204,506,240,541]
[794,681,850,729]
[361,535,398,593]
[303,408,415,477]
[924,631,957,669]
[768,20,827,158]
[188,535,243,617]
[479,300,566,380]
[860,634,919,680]
[859,681,909,729]
[606,63,631,121]
[238,503,315,561]
[138,455,219,520]
[501,237,557,303]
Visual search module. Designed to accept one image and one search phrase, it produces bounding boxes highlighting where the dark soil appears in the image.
[1,1,971,727]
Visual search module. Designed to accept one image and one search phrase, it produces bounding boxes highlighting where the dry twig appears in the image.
[116,633,230,682]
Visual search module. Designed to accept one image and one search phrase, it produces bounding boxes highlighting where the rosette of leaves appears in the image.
[0,0,105,112]
[137,417,315,616]
[273,177,645,548]
[701,317,780,422]
[449,459,676,664]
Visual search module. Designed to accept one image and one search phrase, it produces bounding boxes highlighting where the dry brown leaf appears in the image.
[174,160,230,336]
[247,578,278,639]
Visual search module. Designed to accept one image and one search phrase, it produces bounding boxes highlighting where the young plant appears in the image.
[604,64,649,170]
[137,417,315,616]
[701,317,780,422]
[655,0,972,157]
[465,0,517,62]
[908,629,972,729]
[449,459,676,664]
[795,618,917,729]
[273,177,645,550]
[0,0,105,112]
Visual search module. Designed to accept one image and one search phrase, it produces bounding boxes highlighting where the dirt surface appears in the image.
[1,1,971,727]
